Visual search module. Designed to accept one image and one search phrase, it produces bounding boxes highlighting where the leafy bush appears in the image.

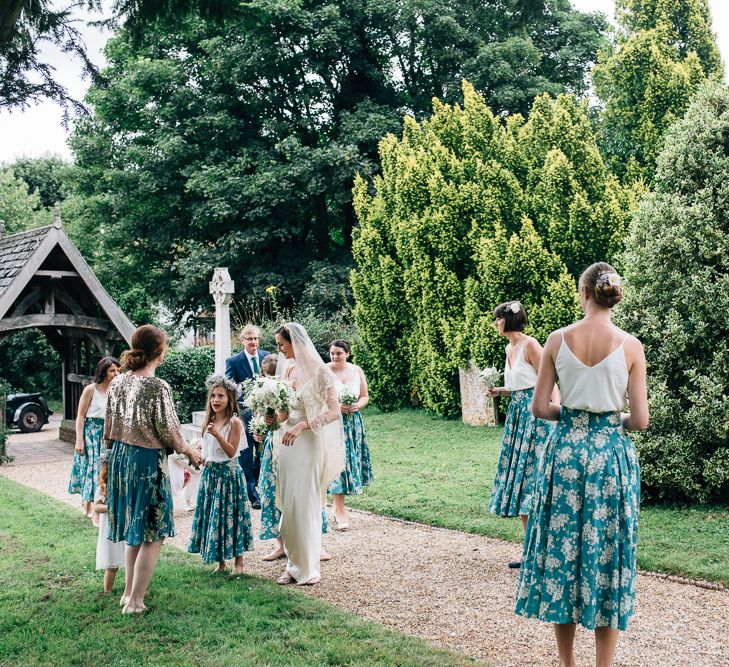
[618,83,729,503]
[0,330,62,400]
[352,82,632,416]
[0,378,12,464]
[158,346,215,423]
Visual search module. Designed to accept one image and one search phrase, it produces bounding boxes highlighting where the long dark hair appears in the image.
[94,356,120,384]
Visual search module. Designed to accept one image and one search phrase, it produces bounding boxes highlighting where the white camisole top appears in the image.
[86,387,108,419]
[504,346,538,392]
[556,331,629,413]
[202,422,237,463]
[333,364,361,399]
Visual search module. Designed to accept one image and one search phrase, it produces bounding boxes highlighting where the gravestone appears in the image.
[459,361,497,427]
[209,267,234,376]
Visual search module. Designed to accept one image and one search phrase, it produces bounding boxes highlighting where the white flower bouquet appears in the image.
[241,376,292,431]
[339,386,358,405]
[248,414,269,437]
[479,366,500,389]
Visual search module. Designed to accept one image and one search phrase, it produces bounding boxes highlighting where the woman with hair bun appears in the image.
[485,301,556,568]
[104,324,204,613]
[68,356,120,521]
[516,262,649,667]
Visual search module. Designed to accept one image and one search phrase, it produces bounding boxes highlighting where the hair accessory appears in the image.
[597,272,621,288]
[206,374,241,397]
[508,302,521,314]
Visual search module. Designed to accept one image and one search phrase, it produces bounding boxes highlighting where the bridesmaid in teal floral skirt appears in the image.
[517,263,649,667]
[327,340,374,530]
[485,302,556,568]
[68,357,119,519]
[256,354,329,562]
[188,376,253,574]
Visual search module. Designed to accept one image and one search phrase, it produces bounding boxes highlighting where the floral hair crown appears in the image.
[206,374,241,396]
[596,272,621,288]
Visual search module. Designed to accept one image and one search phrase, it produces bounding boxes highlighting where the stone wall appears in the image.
[459,362,497,427]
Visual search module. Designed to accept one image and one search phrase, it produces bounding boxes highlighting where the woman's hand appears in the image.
[206,422,221,439]
[485,386,502,398]
[282,422,306,446]
[74,439,85,454]
[186,447,204,468]
[347,402,360,413]
[340,403,350,414]
[253,433,264,443]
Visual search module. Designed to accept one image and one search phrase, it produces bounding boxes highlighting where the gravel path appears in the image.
[3,428,728,667]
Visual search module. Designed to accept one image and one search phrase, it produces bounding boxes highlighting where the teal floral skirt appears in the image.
[489,389,552,517]
[188,460,254,562]
[259,432,329,540]
[68,417,104,503]
[107,440,175,547]
[328,411,374,495]
[515,408,640,631]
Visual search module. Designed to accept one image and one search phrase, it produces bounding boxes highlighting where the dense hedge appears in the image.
[158,346,215,423]
[352,82,633,415]
[618,84,729,503]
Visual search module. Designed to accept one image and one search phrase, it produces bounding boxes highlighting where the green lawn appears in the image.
[0,476,479,667]
[349,409,729,587]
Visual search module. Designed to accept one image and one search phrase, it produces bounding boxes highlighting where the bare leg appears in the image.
[520,514,529,532]
[122,543,140,605]
[232,556,245,575]
[332,493,348,526]
[104,567,118,593]
[554,623,577,667]
[213,561,227,573]
[125,539,164,611]
[595,627,619,667]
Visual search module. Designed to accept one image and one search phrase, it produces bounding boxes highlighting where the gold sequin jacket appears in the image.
[103,372,187,453]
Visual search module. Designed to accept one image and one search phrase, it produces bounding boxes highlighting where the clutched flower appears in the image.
[248,414,269,437]
[339,386,358,405]
[509,302,521,314]
[241,376,293,430]
[479,366,500,388]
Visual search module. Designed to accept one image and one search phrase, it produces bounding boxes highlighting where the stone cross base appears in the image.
[459,362,497,427]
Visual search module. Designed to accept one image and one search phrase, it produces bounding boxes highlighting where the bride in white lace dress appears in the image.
[273,323,344,585]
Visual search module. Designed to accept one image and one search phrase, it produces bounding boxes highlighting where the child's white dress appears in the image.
[96,494,125,570]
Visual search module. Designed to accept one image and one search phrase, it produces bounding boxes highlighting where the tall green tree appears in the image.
[593,0,723,182]
[70,1,607,321]
[0,166,41,233]
[618,83,729,503]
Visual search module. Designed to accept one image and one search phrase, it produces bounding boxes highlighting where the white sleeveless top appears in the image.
[202,422,237,463]
[86,387,108,419]
[333,364,361,399]
[556,331,629,413]
[503,345,538,392]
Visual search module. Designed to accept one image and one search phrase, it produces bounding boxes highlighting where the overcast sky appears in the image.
[1,0,728,163]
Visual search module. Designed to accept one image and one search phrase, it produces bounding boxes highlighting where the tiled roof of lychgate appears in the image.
[0,226,52,297]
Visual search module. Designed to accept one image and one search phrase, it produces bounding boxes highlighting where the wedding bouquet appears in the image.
[339,386,358,405]
[241,377,292,431]
[479,366,500,389]
[248,414,269,437]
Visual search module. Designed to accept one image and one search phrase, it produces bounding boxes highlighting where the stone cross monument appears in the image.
[209,268,235,375]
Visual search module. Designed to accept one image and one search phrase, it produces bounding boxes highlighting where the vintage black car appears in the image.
[4,393,53,433]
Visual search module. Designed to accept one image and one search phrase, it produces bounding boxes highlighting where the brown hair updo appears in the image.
[580,262,623,308]
[493,301,527,332]
[120,325,167,371]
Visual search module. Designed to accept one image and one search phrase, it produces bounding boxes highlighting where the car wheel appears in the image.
[18,406,44,433]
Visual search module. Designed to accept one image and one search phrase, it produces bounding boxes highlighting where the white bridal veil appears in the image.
[275,322,345,501]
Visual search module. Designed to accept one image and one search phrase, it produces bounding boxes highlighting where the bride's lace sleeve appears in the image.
[307,369,341,431]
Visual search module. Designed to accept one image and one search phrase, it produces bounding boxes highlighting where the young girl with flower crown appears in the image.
[485,301,557,569]
[188,376,253,574]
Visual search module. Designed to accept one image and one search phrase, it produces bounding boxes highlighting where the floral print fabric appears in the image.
[188,460,254,563]
[328,411,374,496]
[489,389,552,517]
[68,417,105,503]
[515,408,640,631]
[107,440,176,547]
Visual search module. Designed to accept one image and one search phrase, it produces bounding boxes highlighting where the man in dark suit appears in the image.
[225,323,269,508]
